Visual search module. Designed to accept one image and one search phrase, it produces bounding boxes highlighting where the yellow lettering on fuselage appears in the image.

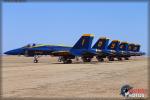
[111,43,115,49]
[120,45,124,49]
[98,41,103,47]
[82,39,85,46]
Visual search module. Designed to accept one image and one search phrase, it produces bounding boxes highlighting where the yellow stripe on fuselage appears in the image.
[32,44,71,48]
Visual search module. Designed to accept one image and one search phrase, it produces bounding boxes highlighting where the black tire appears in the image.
[125,57,129,60]
[118,57,122,61]
[82,57,86,62]
[98,58,104,62]
[108,57,114,61]
[34,59,38,63]
[63,60,68,64]
[68,59,72,64]
[87,58,91,62]
[63,59,72,64]
[96,56,104,62]
[82,57,91,62]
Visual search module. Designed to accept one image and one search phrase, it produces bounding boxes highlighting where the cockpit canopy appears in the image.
[23,43,37,48]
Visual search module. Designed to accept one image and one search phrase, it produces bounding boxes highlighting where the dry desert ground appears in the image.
[1,56,149,99]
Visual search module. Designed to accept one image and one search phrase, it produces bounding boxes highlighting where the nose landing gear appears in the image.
[33,55,40,63]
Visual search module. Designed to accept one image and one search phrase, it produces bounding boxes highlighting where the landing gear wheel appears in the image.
[82,57,92,62]
[34,59,38,63]
[118,57,122,61]
[63,60,68,64]
[58,57,63,62]
[108,57,114,61]
[96,56,104,62]
[33,55,40,63]
[68,59,72,64]
[99,58,104,62]
[63,59,72,64]
[87,58,91,62]
[125,57,129,60]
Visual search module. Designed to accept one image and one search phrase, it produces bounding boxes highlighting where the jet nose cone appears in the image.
[4,48,25,55]
[4,51,11,55]
[4,50,16,55]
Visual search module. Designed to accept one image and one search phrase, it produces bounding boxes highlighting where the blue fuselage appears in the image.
[4,45,71,56]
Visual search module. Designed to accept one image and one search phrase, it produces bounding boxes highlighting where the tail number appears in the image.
[111,43,115,49]
[82,39,85,46]
[98,41,103,47]
[120,45,124,49]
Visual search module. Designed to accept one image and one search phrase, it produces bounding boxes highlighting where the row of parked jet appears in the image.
[4,34,145,64]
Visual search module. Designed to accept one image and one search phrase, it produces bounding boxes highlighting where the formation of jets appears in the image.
[4,34,145,64]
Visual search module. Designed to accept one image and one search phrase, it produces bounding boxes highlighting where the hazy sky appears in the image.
[2,2,148,54]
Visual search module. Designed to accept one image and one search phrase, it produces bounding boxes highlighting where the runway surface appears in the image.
[1,56,149,98]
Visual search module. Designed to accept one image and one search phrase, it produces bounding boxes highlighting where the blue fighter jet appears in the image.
[92,38,122,61]
[92,37,109,62]
[4,43,72,63]
[106,41,132,60]
[4,34,145,64]
[51,34,98,63]
[91,38,144,61]
[4,34,98,64]
[127,43,145,57]
[117,41,130,60]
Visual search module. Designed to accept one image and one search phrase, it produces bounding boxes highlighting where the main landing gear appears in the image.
[107,56,114,61]
[124,57,129,60]
[82,57,92,62]
[58,57,72,64]
[96,56,104,62]
[117,57,122,61]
